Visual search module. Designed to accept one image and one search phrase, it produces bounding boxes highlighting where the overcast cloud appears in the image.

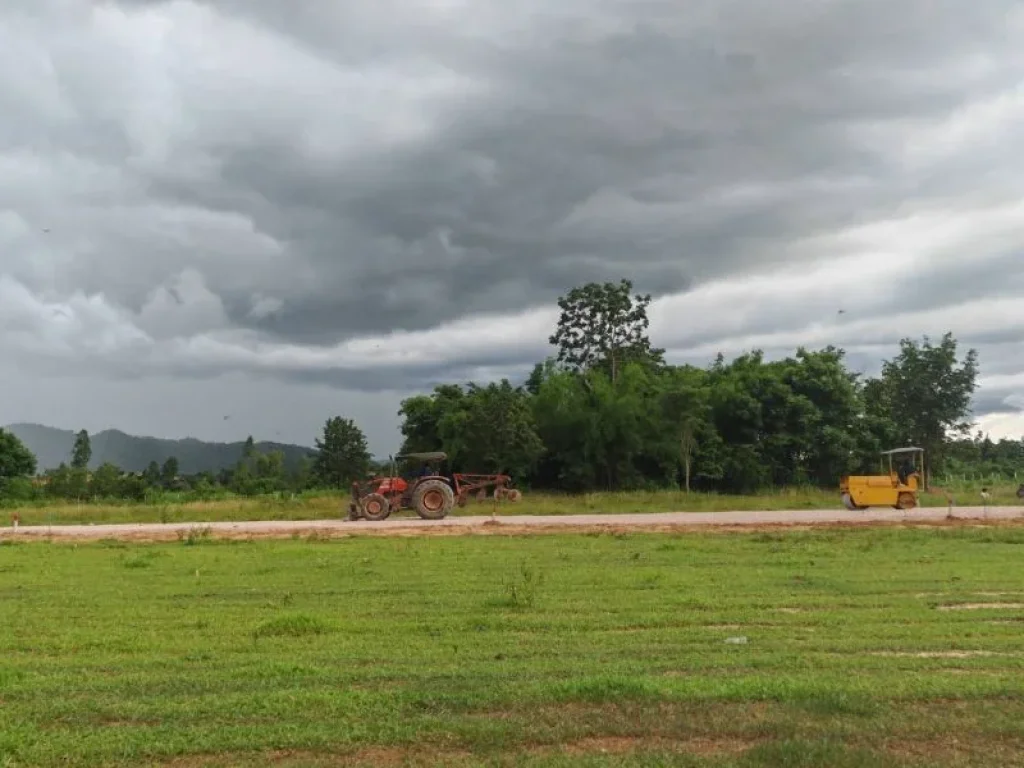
[2,0,1023,455]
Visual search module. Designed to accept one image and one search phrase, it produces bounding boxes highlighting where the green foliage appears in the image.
[43,464,90,501]
[89,462,122,498]
[312,416,372,489]
[940,434,1024,485]
[0,428,37,495]
[252,613,334,640]
[498,560,544,610]
[401,380,544,480]
[70,429,91,469]
[392,280,990,493]
[549,278,665,381]
[398,384,466,456]
[869,332,979,469]
[160,456,179,485]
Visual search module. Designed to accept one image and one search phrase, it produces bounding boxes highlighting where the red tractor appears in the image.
[347,451,522,521]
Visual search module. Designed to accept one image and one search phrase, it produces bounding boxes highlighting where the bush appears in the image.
[0,477,40,506]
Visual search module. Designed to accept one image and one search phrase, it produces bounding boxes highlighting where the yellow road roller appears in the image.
[840,447,925,510]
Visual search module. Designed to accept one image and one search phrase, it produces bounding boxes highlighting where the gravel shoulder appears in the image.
[3,505,1023,542]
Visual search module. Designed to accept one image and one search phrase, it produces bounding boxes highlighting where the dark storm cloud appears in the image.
[10,0,1015,339]
[1,0,1023,440]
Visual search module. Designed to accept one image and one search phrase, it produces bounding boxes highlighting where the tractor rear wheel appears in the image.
[413,479,454,520]
[360,493,391,521]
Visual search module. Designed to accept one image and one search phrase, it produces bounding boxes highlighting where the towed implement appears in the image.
[840,447,925,511]
[348,451,521,521]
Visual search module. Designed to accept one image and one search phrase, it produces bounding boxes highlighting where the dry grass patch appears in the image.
[936,602,1024,611]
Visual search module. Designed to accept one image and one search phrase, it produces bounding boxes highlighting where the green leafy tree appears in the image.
[870,333,978,471]
[549,279,664,382]
[778,347,864,484]
[456,381,544,480]
[161,456,179,486]
[71,429,91,469]
[289,455,315,492]
[231,460,255,495]
[0,428,37,495]
[118,473,149,502]
[660,367,711,492]
[143,460,161,487]
[531,363,668,491]
[398,385,467,455]
[312,417,372,489]
[49,461,90,501]
[90,462,123,498]
[44,464,72,499]
[530,368,603,490]
[254,450,286,493]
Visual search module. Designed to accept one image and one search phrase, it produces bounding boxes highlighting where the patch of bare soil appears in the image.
[160,746,475,767]
[936,603,1024,611]
[884,736,1024,765]
[553,735,757,757]
[869,650,1004,658]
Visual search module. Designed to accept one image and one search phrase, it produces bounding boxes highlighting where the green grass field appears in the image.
[2,526,1024,766]
[6,481,1021,528]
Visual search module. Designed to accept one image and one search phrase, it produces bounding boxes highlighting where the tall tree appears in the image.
[161,456,179,485]
[71,429,92,470]
[872,333,978,471]
[549,279,664,382]
[660,369,709,492]
[143,460,161,487]
[530,368,604,491]
[0,428,37,492]
[779,347,863,484]
[254,450,286,493]
[312,417,372,489]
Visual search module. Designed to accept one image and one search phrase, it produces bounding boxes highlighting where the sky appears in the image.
[2,0,1023,456]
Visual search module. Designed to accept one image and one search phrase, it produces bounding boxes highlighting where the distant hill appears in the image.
[4,423,315,474]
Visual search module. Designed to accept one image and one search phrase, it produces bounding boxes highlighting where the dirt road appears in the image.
[3,505,1023,542]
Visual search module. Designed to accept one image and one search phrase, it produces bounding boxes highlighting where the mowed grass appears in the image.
[7,481,1021,527]
[2,527,1024,766]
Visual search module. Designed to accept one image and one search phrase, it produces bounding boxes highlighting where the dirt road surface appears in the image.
[3,506,1023,542]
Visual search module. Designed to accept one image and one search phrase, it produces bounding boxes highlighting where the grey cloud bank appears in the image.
[2,0,1023,455]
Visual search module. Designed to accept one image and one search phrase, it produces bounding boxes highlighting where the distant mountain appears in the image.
[4,423,315,474]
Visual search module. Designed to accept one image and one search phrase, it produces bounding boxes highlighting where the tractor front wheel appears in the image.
[360,493,391,521]
[413,479,455,520]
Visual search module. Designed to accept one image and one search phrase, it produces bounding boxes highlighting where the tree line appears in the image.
[0,418,374,504]
[0,278,1018,504]
[397,279,995,492]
